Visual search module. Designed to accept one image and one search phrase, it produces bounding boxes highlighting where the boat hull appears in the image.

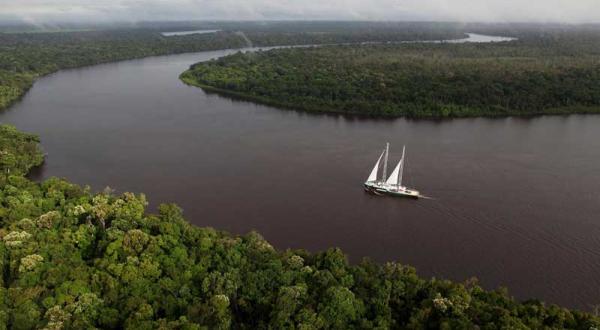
[364,182,420,199]
[384,189,420,199]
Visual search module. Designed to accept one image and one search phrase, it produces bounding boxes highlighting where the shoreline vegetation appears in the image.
[1,22,600,327]
[182,29,600,118]
[0,124,599,329]
[0,22,468,113]
[180,71,600,119]
[0,30,248,112]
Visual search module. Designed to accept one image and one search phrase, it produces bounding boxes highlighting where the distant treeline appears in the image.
[0,124,599,329]
[0,22,471,112]
[182,27,600,118]
[0,30,249,110]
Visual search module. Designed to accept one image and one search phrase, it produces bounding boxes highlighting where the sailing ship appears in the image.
[364,143,420,198]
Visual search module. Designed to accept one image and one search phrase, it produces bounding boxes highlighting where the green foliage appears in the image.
[2,24,600,328]
[183,27,600,118]
[0,29,249,111]
[0,22,469,113]
[0,125,44,179]
[232,21,467,47]
[0,171,597,328]
[0,74,33,109]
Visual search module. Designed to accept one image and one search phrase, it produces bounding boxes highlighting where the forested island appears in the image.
[0,124,598,328]
[182,27,600,118]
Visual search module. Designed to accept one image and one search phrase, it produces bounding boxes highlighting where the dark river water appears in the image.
[1,48,600,310]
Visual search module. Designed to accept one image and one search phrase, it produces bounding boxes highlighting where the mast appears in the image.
[398,145,405,187]
[382,142,389,182]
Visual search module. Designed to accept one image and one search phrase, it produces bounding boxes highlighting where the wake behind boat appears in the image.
[364,143,420,198]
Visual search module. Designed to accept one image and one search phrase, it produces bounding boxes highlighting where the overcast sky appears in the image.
[1,0,599,24]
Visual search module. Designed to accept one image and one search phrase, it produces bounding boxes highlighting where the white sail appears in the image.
[386,160,402,185]
[367,150,385,182]
[398,146,405,186]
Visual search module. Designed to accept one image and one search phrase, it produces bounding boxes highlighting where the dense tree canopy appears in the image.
[0,22,468,113]
[182,28,600,118]
[0,29,251,111]
[0,125,43,180]
[2,23,600,328]
[0,119,599,329]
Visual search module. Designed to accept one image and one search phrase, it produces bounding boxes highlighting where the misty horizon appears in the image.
[2,0,600,25]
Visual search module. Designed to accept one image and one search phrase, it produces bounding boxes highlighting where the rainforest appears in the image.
[0,124,598,329]
[0,22,466,112]
[1,21,600,328]
[182,27,600,118]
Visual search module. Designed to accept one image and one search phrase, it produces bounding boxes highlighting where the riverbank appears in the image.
[0,29,251,112]
[181,35,600,118]
[181,71,600,118]
[2,24,600,325]
[1,123,599,328]
[5,42,600,309]
[0,23,470,114]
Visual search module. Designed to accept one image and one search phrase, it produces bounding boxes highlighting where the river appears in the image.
[1,41,599,310]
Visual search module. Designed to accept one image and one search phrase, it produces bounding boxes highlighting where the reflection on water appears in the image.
[1,47,598,311]
[446,33,517,43]
[161,29,221,36]
[400,32,517,44]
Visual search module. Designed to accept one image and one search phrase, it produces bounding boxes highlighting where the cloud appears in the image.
[1,0,599,23]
